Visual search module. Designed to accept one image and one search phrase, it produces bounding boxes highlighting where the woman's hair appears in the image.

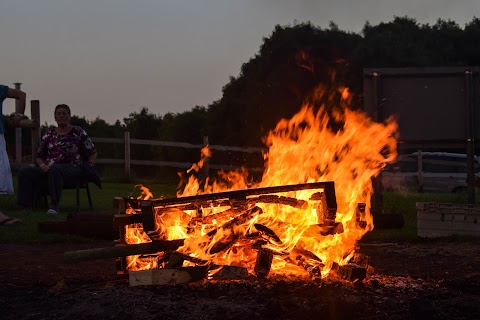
[54,104,71,115]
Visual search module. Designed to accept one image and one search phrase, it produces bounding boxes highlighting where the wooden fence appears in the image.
[10,100,41,163]
[91,131,266,178]
[11,100,266,179]
[92,133,266,179]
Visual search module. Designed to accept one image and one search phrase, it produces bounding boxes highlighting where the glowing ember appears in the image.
[124,79,398,279]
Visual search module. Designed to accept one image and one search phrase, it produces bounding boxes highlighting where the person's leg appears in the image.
[47,164,83,211]
[17,165,45,208]
[0,134,14,195]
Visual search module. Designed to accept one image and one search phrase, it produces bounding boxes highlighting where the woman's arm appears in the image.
[86,152,97,166]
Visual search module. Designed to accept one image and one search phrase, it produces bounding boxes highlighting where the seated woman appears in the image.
[17,104,97,214]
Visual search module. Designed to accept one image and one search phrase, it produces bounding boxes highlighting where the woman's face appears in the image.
[54,107,71,125]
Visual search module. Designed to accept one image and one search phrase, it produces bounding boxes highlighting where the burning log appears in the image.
[210,206,262,234]
[331,263,367,283]
[254,223,283,243]
[310,192,337,226]
[254,249,274,278]
[289,246,324,278]
[206,206,263,254]
[209,233,240,254]
[210,265,249,280]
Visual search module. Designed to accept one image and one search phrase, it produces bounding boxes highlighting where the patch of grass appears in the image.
[363,191,480,241]
[0,178,177,244]
[2,178,479,244]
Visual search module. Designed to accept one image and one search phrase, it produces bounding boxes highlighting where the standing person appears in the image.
[0,84,26,195]
[0,84,26,225]
[17,104,97,214]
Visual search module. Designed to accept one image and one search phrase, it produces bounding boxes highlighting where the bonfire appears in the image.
[121,80,398,283]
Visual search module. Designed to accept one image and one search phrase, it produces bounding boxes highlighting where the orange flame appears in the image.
[124,75,398,279]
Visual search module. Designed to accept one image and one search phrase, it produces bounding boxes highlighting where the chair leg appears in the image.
[86,183,93,210]
[76,183,80,212]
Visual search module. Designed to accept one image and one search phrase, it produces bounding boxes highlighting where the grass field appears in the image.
[0,177,177,243]
[1,176,478,243]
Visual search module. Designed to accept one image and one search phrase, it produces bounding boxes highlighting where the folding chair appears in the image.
[38,177,93,212]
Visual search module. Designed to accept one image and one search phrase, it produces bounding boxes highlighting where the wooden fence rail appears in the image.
[12,100,265,179]
[92,133,266,179]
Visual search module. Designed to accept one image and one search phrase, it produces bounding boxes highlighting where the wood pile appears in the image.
[64,182,370,286]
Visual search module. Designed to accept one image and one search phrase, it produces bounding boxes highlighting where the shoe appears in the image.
[0,212,22,225]
[0,217,22,225]
[47,206,59,215]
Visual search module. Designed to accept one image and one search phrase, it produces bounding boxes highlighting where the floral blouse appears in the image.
[37,125,96,166]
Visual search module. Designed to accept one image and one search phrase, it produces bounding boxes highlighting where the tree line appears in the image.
[5,16,480,177]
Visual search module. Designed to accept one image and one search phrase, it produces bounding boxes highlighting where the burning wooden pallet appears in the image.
[64,181,369,285]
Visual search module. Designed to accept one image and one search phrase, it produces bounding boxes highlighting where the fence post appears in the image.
[370,72,384,214]
[14,83,22,163]
[124,131,131,179]
[30,100,40,164]
[417,149,423,192]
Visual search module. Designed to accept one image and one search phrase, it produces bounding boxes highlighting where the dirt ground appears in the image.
[1,239,479,320]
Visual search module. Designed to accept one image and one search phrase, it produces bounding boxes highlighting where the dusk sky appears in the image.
[2,1,479,126]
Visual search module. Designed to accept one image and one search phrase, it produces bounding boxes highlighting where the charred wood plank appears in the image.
[218,206,263,231]
[254,249,274,278]
[332,263,367,283]
[254,223,282,243]
[209,234,240,254]
[305,222,344,236]
[207,206,263,253]
[64,239,185,263]
[129,266,208,286]
[211,265,249,280]
[165,252,185,268]
[195,208,236,224]
[113,197,126,213]
[288,247,324,278]
[248,195,308,209]
[113,213,142,227]
[310,191,337,225]
[142,182,337,212]
[356,202,367,229]
[141,201,157,237]
[174,206,264,257]
[113,197,142,212]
